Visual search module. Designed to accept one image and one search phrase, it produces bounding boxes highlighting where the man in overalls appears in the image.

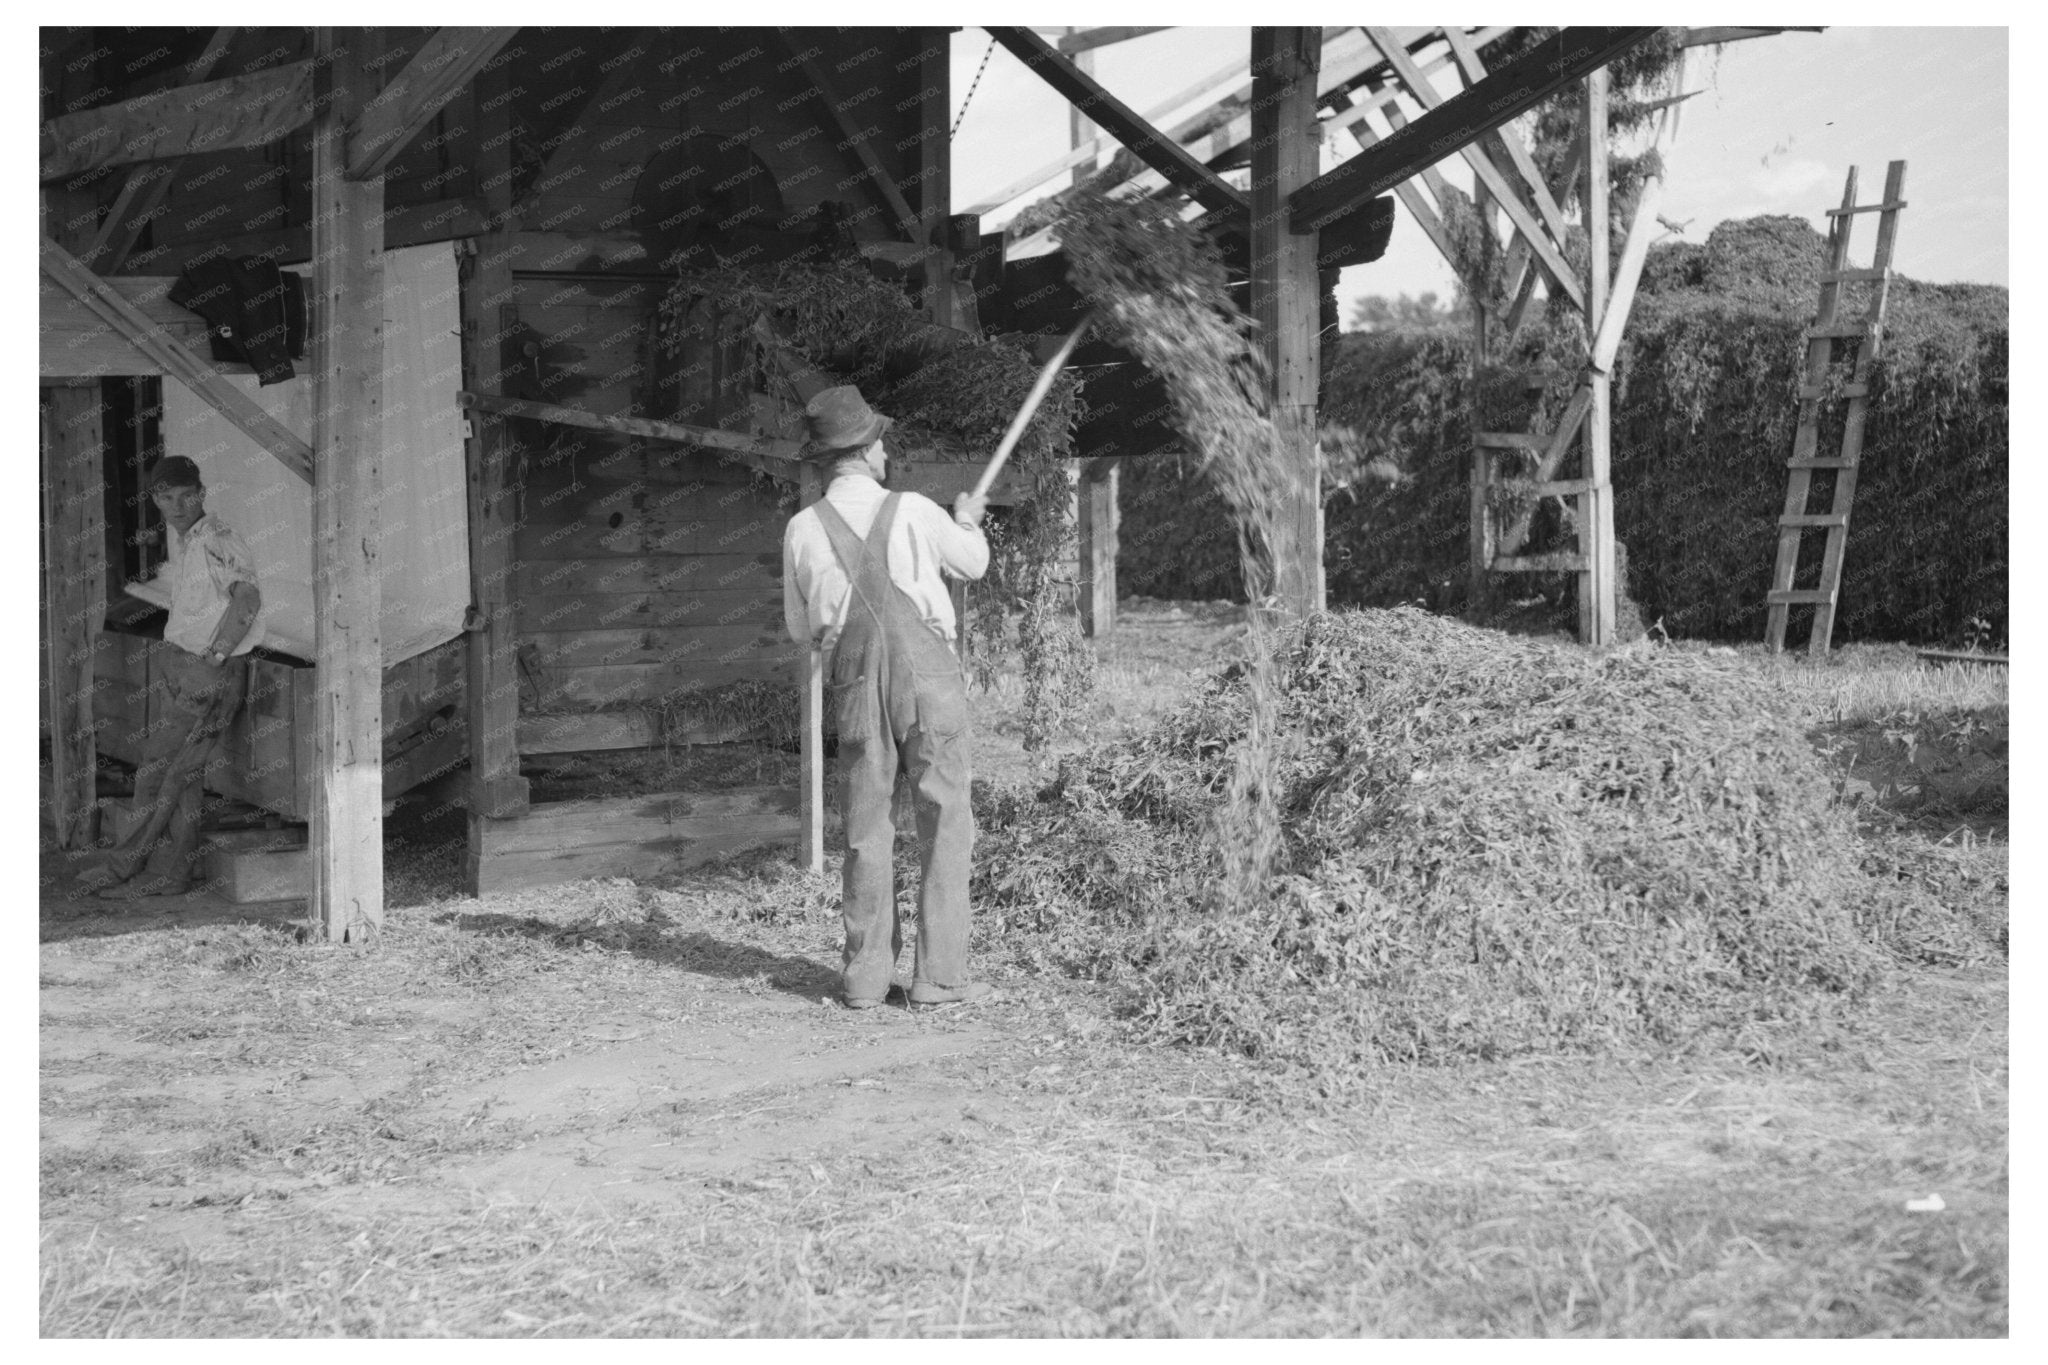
[781,386,994,1010]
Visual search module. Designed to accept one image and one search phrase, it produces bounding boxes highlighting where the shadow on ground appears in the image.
[430,909,841,1004]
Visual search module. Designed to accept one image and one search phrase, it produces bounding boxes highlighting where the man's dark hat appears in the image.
[803,385,891,457]
[146,456,203,489]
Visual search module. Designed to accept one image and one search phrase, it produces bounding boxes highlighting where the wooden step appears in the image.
[1474,431,1545,449]
[1526,478,1593,497]
[1767,589,1836,605]
[1806,323,1874,340]
[1825,199,1907,216]
[1819,267,1890,282]
[1493,552,1587,573]
[1787,457,1857,470]
[1798,382,1869,400]
[1778,513,1850,528]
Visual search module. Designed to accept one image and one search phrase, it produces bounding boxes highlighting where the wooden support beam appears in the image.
[1678,26,1825,48]
[1078,462,1118,638]
[1437,28,1577,258]
[39,235,314,480]
[84,27,240,272]
[41,60,316,181]
[1289,27,1660,233]
[1002,27,1438,259]
[118,195,492,276]
[774,33,924,243]
[1590,167,1667,374]
[41,273,221,376]
[1496,385,1594,559]
[41,387,107,851]
[1503,139,1584,344]
[1058,27,1173,55]
[309,27,387,941]
[347,27,517,180]
[1250,27,1324,619]
[984,26,1249,222]
[1337,101,1477,300]
[967,58,1247,214]
[1360,27,1586,314]
[458,392,804,479]
[1579,68,1618,647]
[461,55,530,863]
[919,31,954,324]
[40,37,107,854]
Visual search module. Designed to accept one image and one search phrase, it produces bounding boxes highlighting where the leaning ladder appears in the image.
[1764,160,1907,654]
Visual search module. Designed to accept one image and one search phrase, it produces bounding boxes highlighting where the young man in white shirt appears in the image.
[781,386,994,1009]
[97,456,264,899]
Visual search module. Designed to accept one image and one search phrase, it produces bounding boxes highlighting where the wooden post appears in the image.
[1078,460,1119,637]
[1578,67,1618,646]
[309,27,386,941]
[918,30,953,329]
[796,462,825,874]
[1068,30,1115,638]
[1467,296,1494,615]
[40,35,109,853]
[1250,27,1324,618]
[462,49,530,895]
[41,387,106,850]
[1066,27,1097,168]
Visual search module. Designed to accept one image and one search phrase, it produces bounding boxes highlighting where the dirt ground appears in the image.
[36,602,2009,1336]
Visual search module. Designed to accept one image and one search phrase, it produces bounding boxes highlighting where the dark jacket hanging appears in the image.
[168,257,308,386]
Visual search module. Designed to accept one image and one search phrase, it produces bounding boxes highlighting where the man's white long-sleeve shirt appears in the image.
[782,474,988,653]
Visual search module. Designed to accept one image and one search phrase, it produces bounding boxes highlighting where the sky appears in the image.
[944,25,2010,323]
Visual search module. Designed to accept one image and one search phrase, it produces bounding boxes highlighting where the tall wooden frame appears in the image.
[462,46,532,898]
[1250,27,1326,618]
[308,28,388,940]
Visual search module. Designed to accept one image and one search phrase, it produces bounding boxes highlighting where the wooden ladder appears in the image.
[1765,160,1907,654]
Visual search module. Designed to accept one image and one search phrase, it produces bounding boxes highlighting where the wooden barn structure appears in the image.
[40,24,1758,938]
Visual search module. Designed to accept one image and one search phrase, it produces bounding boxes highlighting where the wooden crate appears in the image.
[203,827,311,903]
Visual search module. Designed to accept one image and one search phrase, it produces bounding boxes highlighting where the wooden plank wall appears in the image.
[506,27,932,718]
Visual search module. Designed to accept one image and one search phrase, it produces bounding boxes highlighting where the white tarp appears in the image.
[148,242,470,665]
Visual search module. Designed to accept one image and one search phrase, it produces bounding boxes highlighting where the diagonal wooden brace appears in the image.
[39,235,314,483]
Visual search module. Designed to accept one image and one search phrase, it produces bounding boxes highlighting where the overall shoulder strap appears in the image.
[810,499,869,578]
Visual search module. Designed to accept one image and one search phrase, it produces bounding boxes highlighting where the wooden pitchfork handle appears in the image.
[968,313,1093,502]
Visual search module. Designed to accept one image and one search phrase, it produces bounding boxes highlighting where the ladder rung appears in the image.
[1807,324,1874,339]
[1768,589,1836,605]
[1798,382,1870,400]
[1779,513,1850,528]
[1493,553,1588,573]
[1825,200,1907,216]
[1787,457,1857,470]
[1820,267,1890,282]
[1475,432,1545,449]
[1526,478,1593,497]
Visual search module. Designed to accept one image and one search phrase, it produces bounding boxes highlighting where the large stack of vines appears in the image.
[658,261,1092,746]
[1115,30,2007,645]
